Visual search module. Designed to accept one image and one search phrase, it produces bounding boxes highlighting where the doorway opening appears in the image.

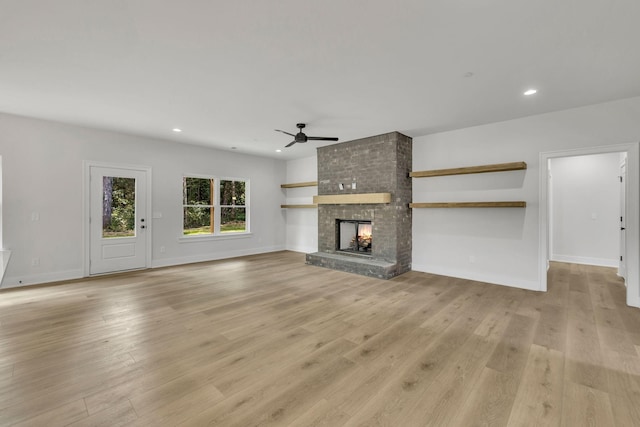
[548,152,623,269]
[539,143,639,308]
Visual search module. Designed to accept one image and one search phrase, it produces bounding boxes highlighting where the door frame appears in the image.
[538,142,639,308]
[83,161,152,276]
[619,156,627,280]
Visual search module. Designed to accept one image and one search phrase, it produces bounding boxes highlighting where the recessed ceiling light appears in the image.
[172,128,182,133]
[275,149,282,153]
[523,89,537,96]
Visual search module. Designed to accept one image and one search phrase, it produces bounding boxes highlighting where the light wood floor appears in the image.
[1,252,639,426]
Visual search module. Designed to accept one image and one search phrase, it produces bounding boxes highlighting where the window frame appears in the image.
[181,174,250,240]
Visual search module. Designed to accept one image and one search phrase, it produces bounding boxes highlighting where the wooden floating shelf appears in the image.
[314,193,391,205]
[410,161,527,178]
[410,201,527,208]
[280,181,318,188]
[280,204,317,209]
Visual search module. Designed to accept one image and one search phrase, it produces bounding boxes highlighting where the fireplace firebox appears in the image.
[337,220,372,255]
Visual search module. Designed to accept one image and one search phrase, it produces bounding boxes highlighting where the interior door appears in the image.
[619,160,627,281]
[90,166,148,275]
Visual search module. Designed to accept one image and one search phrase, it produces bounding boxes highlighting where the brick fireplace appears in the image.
[306,131,412,279]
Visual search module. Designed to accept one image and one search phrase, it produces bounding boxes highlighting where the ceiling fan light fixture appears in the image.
[523,89,537,96]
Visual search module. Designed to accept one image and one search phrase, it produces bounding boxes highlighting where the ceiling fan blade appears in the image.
[307,136,339,141]
[285,140,297,148]
[275,129,296,137]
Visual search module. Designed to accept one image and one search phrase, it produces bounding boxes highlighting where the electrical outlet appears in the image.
[31,258,40,267]
[469,255,476,263]
[159,246,166,253]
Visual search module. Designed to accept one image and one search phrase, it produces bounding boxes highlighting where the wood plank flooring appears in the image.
[0,251,639,426]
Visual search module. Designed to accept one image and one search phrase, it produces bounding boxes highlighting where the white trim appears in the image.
[539,143,640,307]
[285,244,317,254]
[0,250,10,287]
[3,269,84,288]
[83,161,152,277]
[412,263,540,291]
[0,155,3,250]
[550,255,619,268]
[151,245,285,268]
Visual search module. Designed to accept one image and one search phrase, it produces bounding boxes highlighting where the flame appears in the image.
[359,224,372,239]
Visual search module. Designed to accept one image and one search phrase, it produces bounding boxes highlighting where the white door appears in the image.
[619,160,627,281]
[90,166,149,275]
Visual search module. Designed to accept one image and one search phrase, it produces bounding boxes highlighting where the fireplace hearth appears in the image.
[338,220,372,255]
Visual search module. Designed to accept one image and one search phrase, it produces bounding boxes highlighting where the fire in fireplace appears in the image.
[337,220,372,255]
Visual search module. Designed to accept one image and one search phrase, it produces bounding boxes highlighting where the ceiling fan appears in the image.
[275,123,339,148]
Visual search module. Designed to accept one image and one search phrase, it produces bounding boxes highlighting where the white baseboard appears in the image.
[151,245,286,269]
[2,269,84,289]
[550,254,618,268]
[411,263,541,292]
[284,245,316,254]
[1,246,286,289]
[629,293,640,308]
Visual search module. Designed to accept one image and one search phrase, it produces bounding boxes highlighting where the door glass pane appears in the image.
[221,207,246,233]
[103,177,136,238]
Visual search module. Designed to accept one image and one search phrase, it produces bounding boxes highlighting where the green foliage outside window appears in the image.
[103,177,136,238]
[183,177,214,234]
[220,180,246,233]
[183,177,248,235]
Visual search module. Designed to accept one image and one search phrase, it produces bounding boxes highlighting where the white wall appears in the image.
[0,112,286,288]
[412,96,640,293]
[0,155,3,248]
[284,156,317,253]
[550,153,621,267]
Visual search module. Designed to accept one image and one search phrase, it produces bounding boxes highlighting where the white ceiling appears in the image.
[2,0,640,160]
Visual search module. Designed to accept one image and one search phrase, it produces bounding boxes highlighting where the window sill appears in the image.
[178,232,253,243]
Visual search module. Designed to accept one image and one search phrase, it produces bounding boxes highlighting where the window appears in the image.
[183,177,214,235]
[220,179,247,233]
[183,176,248,236]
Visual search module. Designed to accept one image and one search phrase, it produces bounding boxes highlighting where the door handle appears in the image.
[141,225,146,229]
[621,227,626,230]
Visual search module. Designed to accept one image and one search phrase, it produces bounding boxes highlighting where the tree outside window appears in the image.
[220,180,246,233]
[183,177,214,235]
[103,177,136,238]
[183,176,248,235]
